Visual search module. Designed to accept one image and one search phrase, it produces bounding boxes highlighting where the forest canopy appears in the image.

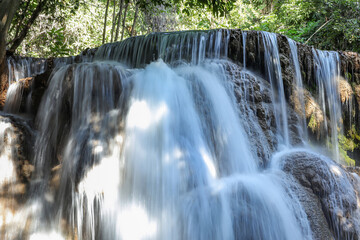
[5,0,360,57]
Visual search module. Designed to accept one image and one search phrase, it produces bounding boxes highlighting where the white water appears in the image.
[288,39,308,141]
[4,82,23,114]
[312,49,342,163]
[4,57,47,114]
[262,32,290,147]
[242,31,247,69]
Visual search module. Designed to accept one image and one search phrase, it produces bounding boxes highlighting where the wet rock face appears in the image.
[0,113,35,183]
[277,34,294,99]
[280,151,360,240]
[231,68,276,166]
[0,113,35,237]
[341,51,360,84]
[229,30,266,77]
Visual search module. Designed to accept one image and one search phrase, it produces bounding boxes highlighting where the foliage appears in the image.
[241,0,360,52]
[7,0,360,57]
[337,125,360,166]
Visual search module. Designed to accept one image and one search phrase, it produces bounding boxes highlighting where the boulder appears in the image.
[280,151,360,239]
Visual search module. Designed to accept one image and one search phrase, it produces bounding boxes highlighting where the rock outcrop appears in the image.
[279,150,360,240]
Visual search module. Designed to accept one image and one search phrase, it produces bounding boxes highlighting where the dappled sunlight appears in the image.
[127,100,151,129]
[93,145,104,154]
[0,201,42,240]
[127,100,169,130]
[0,122,17,185]
[117,204,157,240]
[330,164,342,177]
[78,148,121,205]
[164,147,184,164]
[29,231,64,240]
[200,147,217,179]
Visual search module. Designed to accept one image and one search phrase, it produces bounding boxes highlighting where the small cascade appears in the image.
[4,57,47,114]
[242,31,247,69]
[4,82,23,114]
[261,32,290,147]
[288,39,308,142]
[0,120,17,185]
[6,56,47,83]
[312,49,342,162]
[94,30,230,66]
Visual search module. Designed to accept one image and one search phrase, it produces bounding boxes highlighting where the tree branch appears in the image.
[305,19,333,45]
[9,0,47,53]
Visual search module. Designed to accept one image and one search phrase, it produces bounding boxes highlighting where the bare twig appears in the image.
[305,19,333,45]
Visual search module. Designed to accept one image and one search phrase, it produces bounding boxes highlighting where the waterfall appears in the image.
[4,82,23,113]
[20,30,313,239]
[312,49,342,162]
[6,56,47,84]
[242,31,247,69]
[288,39,308,142]
[1,29,359,240]
[261,32,290,147]
[94,30,229,67]
[4,57,47,114]
[4,53,93,115]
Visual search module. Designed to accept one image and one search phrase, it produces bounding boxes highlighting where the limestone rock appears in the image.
[338,77,353,104]
[280,151,360,239]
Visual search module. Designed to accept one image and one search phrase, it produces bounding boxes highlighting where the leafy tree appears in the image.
[241,0,360,52]
[7,0,80,56]
[6,0,359,57]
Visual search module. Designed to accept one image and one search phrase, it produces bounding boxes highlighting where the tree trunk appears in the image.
[110,0,117,42]
[0,58,9,109]
[115,0,124,42]
[11,0,31,42]
[120,1,130,41]
[0,0,20,60]
[131,2,139,37]
[0,0,20,110]
[9,0,46,53]
[102,0,111,44]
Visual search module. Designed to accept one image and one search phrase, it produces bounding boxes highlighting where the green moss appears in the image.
[345,72,352,81]
[339,146,356,166]
[337,126,360,166]
[349,125,360,141]
[308,113,317,132]
[338,134,357,151]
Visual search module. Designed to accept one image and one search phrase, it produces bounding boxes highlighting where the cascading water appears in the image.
[312,49,342,162]
[4,53,93,115]
[4,57,47,114]
[4,82,23,113]
[242,31,247,69]
[288,39,308,142]
[94,30,229,67]
[6,56,47,84]
[1,29,359,240]
[261,32,290,147]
